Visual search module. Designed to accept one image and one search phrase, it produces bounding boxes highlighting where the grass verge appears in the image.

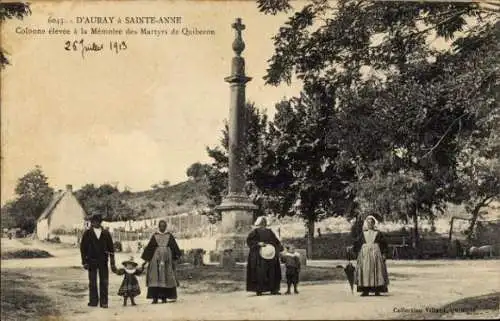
[1,271,61,321]
[396,292,499,320]
[175,264,349,294]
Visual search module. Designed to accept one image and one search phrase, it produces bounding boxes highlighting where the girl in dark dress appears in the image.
[112,257,144,306]
[246,216,284,296]
[353,215,389,296]
[141,220,182,304]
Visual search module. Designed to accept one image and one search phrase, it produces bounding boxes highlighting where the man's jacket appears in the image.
[80,228,114,265]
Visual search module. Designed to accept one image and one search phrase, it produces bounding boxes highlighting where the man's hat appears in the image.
[88,213,103,222]
[122,256,138,268]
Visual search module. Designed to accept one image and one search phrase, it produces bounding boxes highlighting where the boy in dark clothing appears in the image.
[281,245,301,294]
[80,213,116,308]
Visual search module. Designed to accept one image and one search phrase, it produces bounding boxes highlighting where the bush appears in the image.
[46,236,61,243]
[1,249,53,260]
[50,228,76,235]
[114,241,123,252]
[209,251,221,263]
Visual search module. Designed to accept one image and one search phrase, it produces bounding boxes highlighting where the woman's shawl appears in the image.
[352,230,388,255]
[141,232,182,262]
[247,227,284,253]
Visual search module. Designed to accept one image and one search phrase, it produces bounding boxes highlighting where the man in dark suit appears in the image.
[80,213,116,308]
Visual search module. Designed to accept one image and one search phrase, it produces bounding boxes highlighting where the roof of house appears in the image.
[37,191,66,222]
[37,190,86,222]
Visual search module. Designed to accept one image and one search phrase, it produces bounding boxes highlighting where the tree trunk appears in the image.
[467,198,489,240]
[411,209,420,259]
[430,215,436,232]
[448,217,455,243]
[345,196,356,218]
[306,220,315,259]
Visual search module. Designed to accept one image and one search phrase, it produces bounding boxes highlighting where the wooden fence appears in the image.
[109,212,216,242]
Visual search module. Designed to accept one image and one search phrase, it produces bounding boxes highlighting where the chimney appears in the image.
[66,184,73,192]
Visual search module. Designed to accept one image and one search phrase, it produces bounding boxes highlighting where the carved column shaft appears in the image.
[215,18,257,263]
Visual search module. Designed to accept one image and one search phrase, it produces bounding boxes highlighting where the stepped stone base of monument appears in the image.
[217,235,249,264]
[215,196,256,265]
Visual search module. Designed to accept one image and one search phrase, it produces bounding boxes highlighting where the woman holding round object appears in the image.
[246,216,284,296]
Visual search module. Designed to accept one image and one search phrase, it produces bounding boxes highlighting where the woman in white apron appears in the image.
[141,220,182,303]
[353,215,389,296]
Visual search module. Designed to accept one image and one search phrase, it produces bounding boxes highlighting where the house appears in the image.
[36,184,87,240]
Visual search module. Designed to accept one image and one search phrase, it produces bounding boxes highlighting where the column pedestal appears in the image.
[216,194,257,264]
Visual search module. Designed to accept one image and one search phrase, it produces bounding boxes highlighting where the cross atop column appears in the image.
[231,18,246,56]
[232,18,245,34]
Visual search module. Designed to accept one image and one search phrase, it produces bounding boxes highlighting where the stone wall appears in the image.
[282,233,353,260]
[474,220,500,246]
[283,231,451,260]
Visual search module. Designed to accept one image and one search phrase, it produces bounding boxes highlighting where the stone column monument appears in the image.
[215,18,258,264]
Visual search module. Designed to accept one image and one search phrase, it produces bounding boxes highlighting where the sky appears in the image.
[1,0,302,203]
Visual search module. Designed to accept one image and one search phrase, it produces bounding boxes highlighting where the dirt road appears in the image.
[64,260,498,320]
[2,239,499,320]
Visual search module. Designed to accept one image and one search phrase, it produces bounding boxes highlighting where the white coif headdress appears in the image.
[363,215,378,230]
[254,216,267,227]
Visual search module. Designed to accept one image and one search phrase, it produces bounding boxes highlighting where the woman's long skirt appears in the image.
[355,243,389,293]
[146,287,177,300]
[146,246,178,300]
[246,249,281,293]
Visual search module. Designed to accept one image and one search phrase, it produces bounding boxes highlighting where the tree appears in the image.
[340,35,498,253]
[444,22,500,237]
[256,0,498,256]
[1,201,20,230]
[261,97,356,258]
[75,184,135,221]
[0,2,31,68]
[457,157,500,239]
[1,166,54,232]
[354,168,442,254]
[451,56,500,237]
[14,166,54,203]
[258,0,494,86]
[206,102,271,218]
[360,20,499,250]
[186,162,212,182]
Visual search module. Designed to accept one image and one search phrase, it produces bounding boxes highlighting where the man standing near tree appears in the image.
[80,213,116,308]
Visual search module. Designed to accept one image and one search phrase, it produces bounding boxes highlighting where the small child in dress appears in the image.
[112,257,144,306]
[281,245,301,294]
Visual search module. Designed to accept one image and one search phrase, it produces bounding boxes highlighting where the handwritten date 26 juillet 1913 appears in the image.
[64,39,127,58]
